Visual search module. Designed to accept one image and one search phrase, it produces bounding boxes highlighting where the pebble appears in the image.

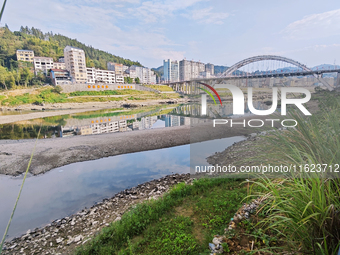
[2,174,192,255]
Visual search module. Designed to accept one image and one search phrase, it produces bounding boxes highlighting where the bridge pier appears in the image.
[336,73,340,88]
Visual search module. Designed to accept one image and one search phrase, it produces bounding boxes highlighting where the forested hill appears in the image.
[0,26,142,70]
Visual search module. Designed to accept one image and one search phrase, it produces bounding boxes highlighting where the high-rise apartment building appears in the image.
[163,59,179,82]
[127,66,156,84]
[205,63,214,76]
[179,60,205,81]
[64,46,87,84]
[53,62,66,70]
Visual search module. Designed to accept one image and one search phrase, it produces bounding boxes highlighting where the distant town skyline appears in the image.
[2,0,340,68]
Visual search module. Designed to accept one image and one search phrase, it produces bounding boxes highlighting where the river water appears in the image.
[0,102,270,239]
[0,136,245,240]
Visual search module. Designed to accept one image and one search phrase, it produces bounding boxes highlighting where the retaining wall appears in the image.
[59,83,160,93]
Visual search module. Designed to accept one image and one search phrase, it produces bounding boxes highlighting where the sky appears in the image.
[1,0,340,68]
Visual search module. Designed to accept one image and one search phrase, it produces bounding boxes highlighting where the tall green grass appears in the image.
[75,177,244,255]
[251,93,340,254]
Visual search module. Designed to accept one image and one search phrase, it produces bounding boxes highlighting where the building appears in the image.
[163,59,179,82]
[107,62,127,83]
[58,57,65,63]
[53,62,66,70]
[127,65,156,84]
[16,50,34,63]
[205,63,214,76]
[86,67,116,84]
[179,60,205,81]
[33,57,53,75]
[64,46,87,84]
[199,71,212,78]
[179,60,192,81]
[50,69,71,85]
[127,65,142,81]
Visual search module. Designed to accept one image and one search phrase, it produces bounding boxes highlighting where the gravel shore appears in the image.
[2,173,192,255]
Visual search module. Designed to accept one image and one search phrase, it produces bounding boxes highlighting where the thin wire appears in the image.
[0,0,8,22]
[0,127,41,254]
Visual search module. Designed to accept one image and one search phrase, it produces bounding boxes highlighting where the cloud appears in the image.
[128,0,206,23]
[60,0,140,4]
[282,9,340,40]
[3,0,187,67]
[186,7,229,24]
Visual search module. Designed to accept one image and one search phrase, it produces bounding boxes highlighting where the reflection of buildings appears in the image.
[61,109,191,137]
[163,115,180,127]
[160,115,190,127]
[62,118,129,136]
[132,116,158,130]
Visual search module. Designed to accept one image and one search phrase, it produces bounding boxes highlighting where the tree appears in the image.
[0,66,7,89]
[135,77,140,84]
[20,67,33,87]
[53,85,63,94]
[5,72,15,89]
[124,77,133,84]
[12,70,21,85]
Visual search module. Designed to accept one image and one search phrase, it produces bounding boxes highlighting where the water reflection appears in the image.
[0,144,189,239]
[0,101,268,140]
[0,136,243,240]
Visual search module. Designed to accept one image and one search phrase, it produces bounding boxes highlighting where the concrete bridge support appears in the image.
[336,73,340,88]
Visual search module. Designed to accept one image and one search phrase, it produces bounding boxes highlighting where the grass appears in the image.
[247,91,340,254]
[74,177,249,255]
[1,88,68,106]
[144,85,174,92]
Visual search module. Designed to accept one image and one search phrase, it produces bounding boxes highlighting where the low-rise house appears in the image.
[33,57,53,75]
[50,69,71,85]
[16,50,35,63]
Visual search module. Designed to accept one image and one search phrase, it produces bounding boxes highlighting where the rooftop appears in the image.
[64,45,84,51]
[17,49,34,52]
[34,56,53,60]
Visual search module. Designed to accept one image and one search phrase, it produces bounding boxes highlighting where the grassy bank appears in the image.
[247,91,340,254]
[75,178,249,255]
[0,87,180,106]
[144,85,174,92]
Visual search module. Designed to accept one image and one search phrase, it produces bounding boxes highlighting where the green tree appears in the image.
[5,72,15,89]
[135,77,140,84]
[20,67,33,87]
[124,77,133,84]
[0,66,7,89]
[12,70,21,85]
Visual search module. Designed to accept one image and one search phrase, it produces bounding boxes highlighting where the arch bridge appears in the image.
[168,55,340,93]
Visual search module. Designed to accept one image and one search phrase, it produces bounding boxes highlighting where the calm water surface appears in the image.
[0,136,245,240]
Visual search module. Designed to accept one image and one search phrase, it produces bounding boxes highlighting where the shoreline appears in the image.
[1,133,262,254]
[0,98,190,125]
[0,113,272,177]
[2,173,192,254]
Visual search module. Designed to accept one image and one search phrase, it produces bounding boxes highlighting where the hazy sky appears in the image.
[2,0,340,68]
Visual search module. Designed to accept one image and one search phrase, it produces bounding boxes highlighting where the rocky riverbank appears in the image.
[2,173,192,255]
